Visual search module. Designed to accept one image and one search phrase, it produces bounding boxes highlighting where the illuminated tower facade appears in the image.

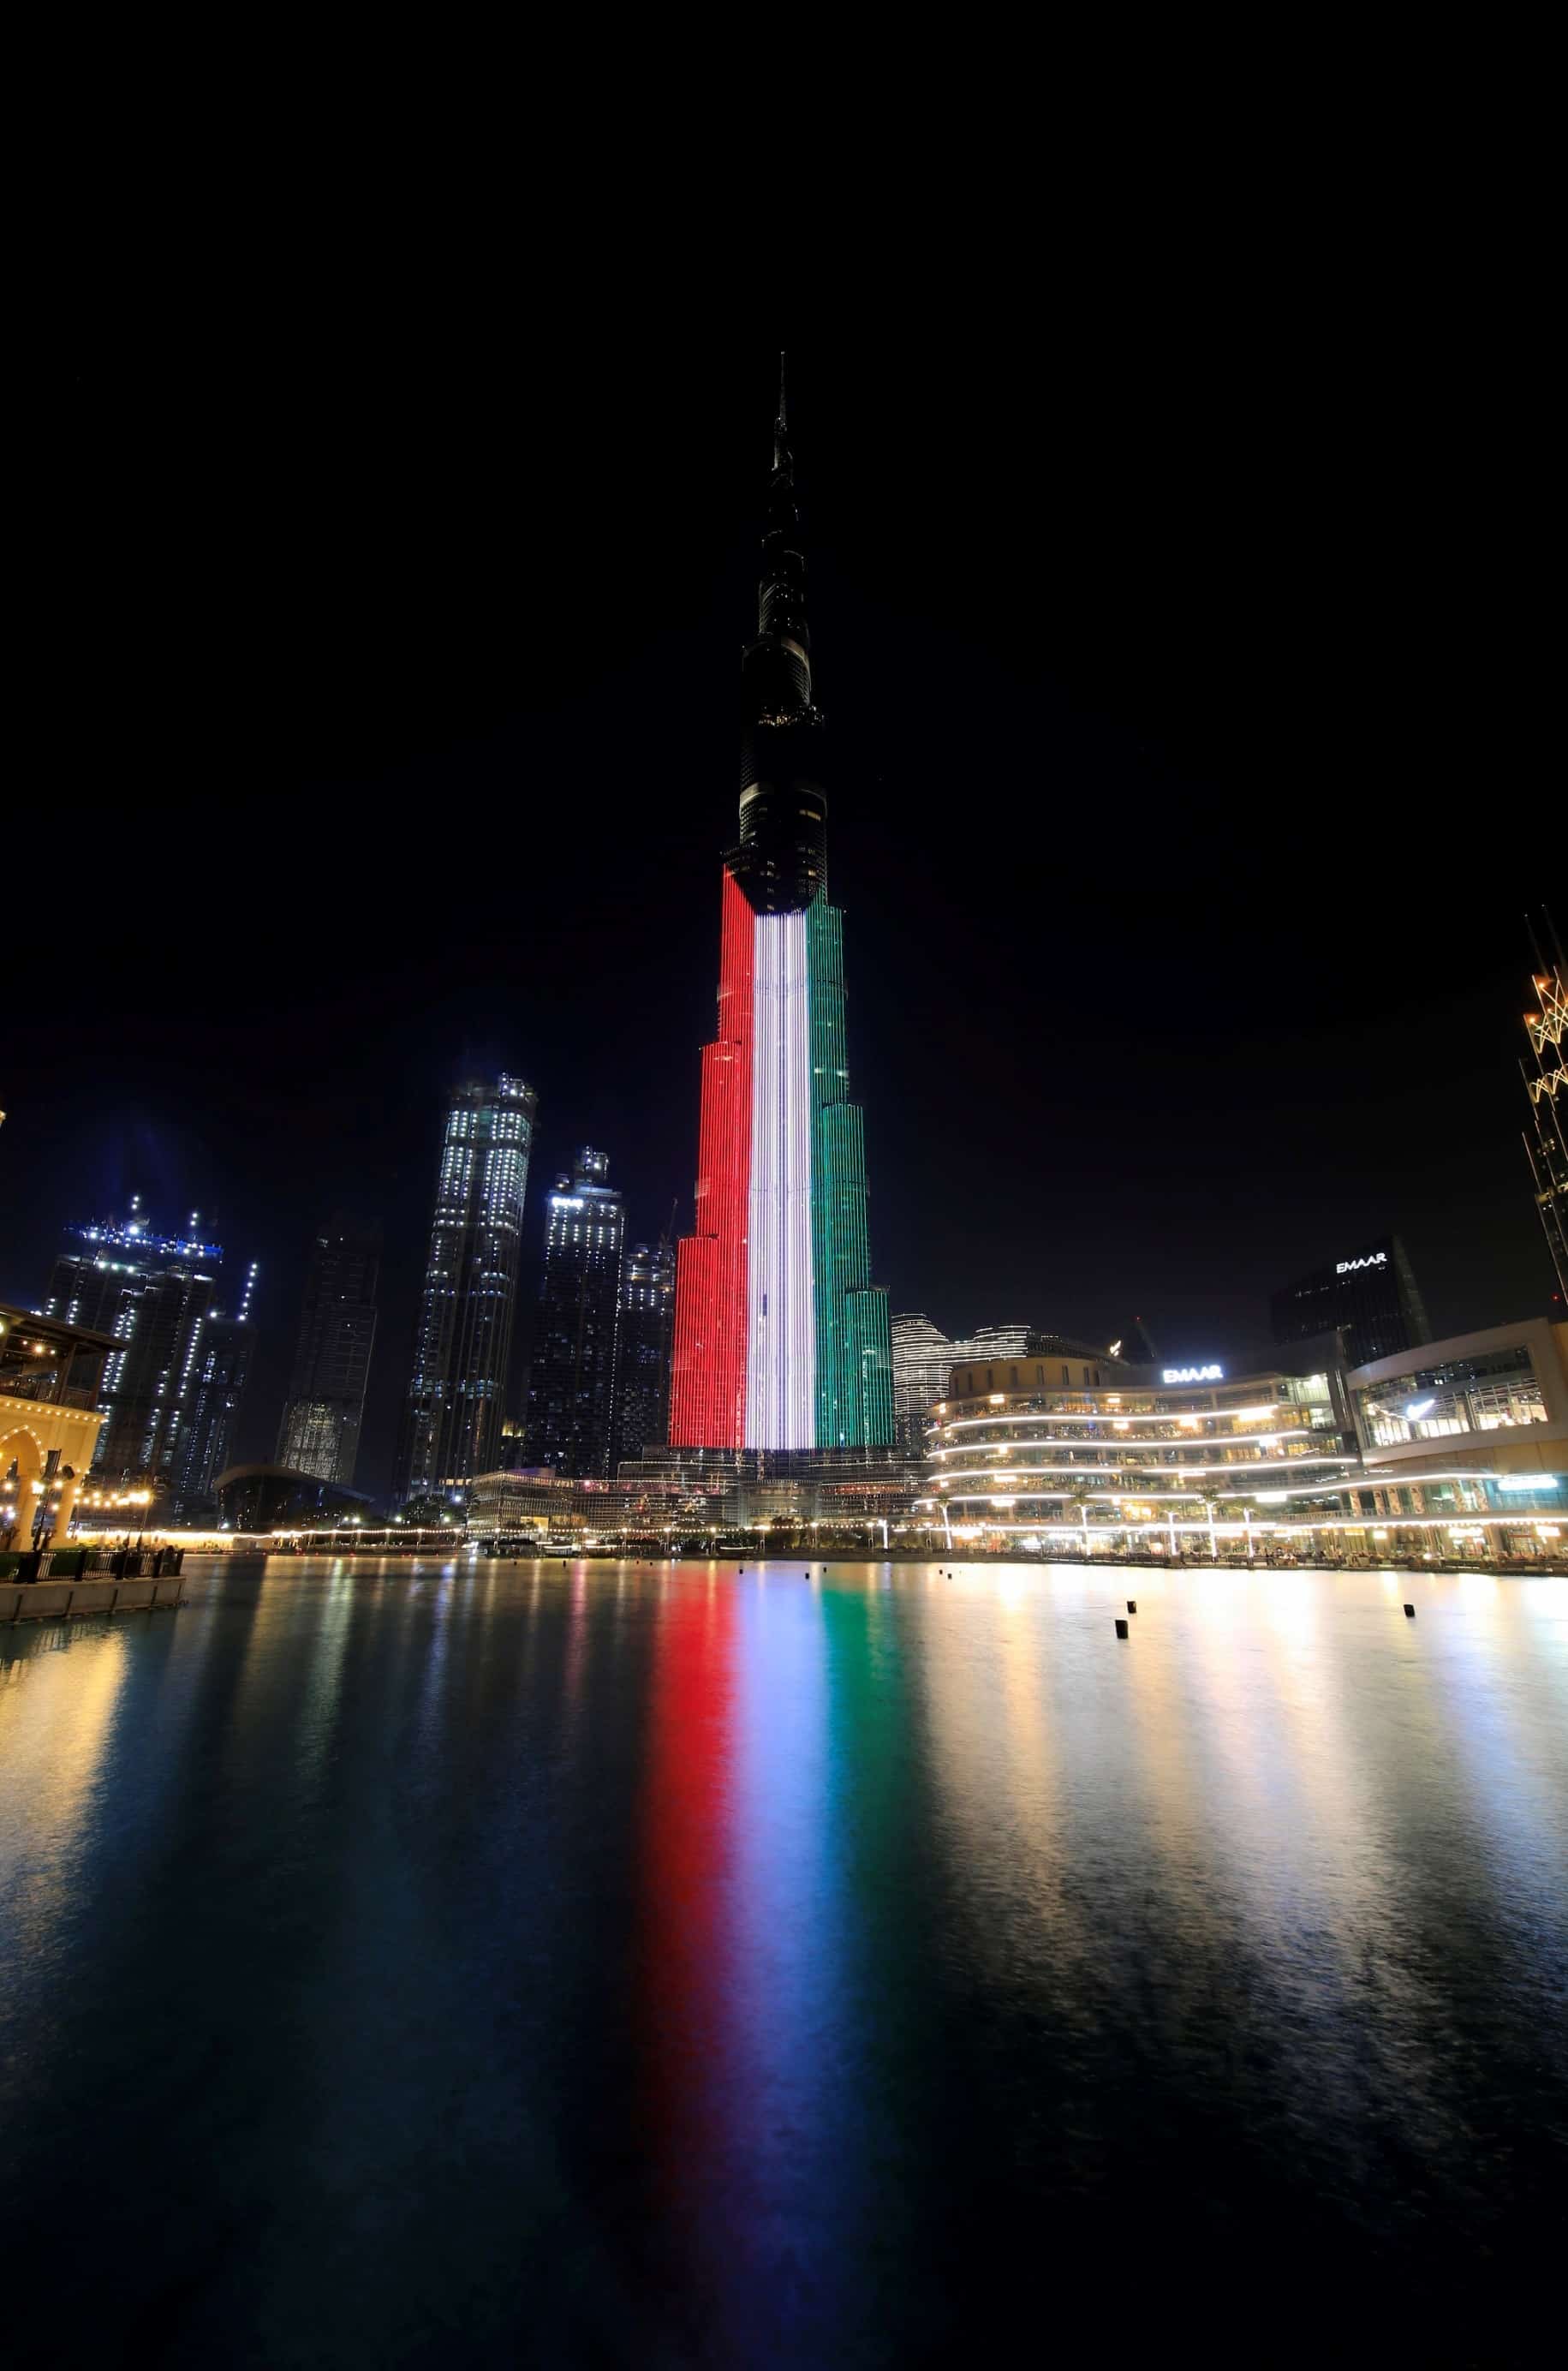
[175,1266,259,1514]
[43,1202,248,1500]
[612,1235,676,1466]
[525,1149,626,1478]
[670,361,893,1449]
[1522,911,1568,1303]
[398,1075,536,1500]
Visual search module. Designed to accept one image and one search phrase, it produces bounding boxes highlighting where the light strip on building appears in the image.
[671,869,754,1448]
[928,1429,1312,1455]
[938,1404,1294,1430]
[747,911,815,1448]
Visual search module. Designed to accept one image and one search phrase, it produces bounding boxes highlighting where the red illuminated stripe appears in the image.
[635,1580,737,2216]
[671,868,754,1446]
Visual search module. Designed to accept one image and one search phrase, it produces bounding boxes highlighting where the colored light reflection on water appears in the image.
[3,1557,1565,2364]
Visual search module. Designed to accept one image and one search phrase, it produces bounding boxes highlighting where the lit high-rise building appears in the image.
[1521,913,1567,1303]
[277,1215,380,1486]
[526,1149,625,1478]
[43,1202,249,1504]
[612,1236,676,1468]
[1270,1235,1430,1370]
[890,1316,1032,1451]
[397,1075,537,1501]
[670,360,892,1450]
[175,1264,259,1514]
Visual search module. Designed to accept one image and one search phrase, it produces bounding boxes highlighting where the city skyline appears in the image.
[5,342,1556,1493]
[8,313,1560,2369]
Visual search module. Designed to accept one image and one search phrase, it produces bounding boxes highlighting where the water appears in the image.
[3,1557,1565,2367]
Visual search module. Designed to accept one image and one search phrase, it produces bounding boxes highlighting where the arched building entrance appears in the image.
[1,1307,113,1547]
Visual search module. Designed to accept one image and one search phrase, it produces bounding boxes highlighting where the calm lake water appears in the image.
[3,1556,1566,2366]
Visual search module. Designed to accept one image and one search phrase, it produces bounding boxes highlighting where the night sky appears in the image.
[11,328,1556,1494]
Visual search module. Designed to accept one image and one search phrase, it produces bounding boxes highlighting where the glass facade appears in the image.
[807,895,892,1451]
[891,1316,1032,1451]
[1354,1343,1550,1448]
[525,1149,625,1480]
[43,1206,253,1508]
[611,1239,675,1469]
[174,1305,257,1513]
[1270,1234,1430,1368]
[397,1075,536,1500]
[277,1215,379,1487]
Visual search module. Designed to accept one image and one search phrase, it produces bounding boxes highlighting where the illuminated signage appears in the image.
[1163,1364,1224,1384]
[1336,1252,1388,1274]
[1498,1473,1559,1492]
[1404,1399,1436,1419]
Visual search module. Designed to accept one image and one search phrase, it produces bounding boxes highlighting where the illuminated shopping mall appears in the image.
[912,1317,1568,1565]
[915,1349,1360,1557]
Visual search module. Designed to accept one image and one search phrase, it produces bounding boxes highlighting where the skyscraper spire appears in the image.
[735,357,823,911]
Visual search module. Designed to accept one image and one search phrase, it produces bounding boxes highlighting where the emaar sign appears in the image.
[1337,1251,1388,1275]
[1163,1364,1224,1384]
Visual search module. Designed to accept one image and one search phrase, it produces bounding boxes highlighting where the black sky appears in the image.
[10,320,1557,1493]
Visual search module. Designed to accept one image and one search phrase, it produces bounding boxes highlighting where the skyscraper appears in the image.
[890,1316,1033,1450]
[1521,914,1567,1303]
[277,1215,380,1485]
[670,360,893,1450]
[43,1203,250,1502]
[612,1235,676,1468]
[1270,1234,1431,1369]
[398,1075,536,1501]
[175,1269,259,1514]
[525,1149,626,1478]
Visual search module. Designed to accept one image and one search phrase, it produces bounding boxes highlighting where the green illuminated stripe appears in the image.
[807,895,893,1447]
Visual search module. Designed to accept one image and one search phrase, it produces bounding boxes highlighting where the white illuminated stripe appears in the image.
[929,1429,1311,1455]
[934,1454,1350,1483]
[937,1466,1130,1484]
[939,1404,1291,1429]
[1119,1454,1351,1474]
[913,1518,1495,1538]
[746,911,815,1448]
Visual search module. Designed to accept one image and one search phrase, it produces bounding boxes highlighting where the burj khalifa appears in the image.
[669,361,893,1451]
